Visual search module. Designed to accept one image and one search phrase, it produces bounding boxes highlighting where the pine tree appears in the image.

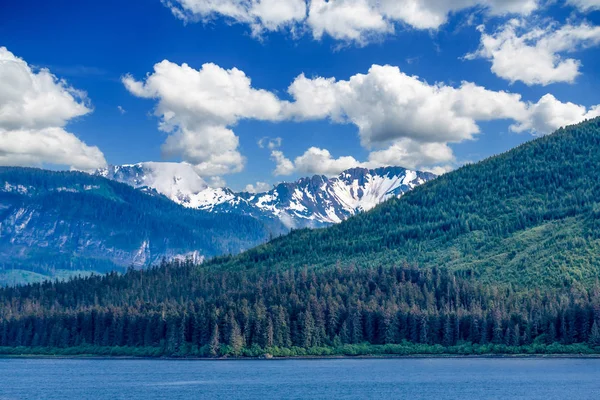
[589,322,600,347]
[350,309,363,344]
[227,314,244,355]
[443,315,453,347]
[419,314,428,344]
[266,316,274,348]
[511,324,520,347]
[209,323,220,357]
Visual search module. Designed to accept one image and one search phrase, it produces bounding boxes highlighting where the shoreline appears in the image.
[3,353,600,361]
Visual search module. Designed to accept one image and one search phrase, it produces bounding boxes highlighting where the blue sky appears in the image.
[1,0,600,191]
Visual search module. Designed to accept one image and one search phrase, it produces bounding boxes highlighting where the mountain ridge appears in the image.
[96,164,436,229]
[0,167,272,285]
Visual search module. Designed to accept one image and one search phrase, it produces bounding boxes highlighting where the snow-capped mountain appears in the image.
[95,162,238,209]
[96,163,436,229]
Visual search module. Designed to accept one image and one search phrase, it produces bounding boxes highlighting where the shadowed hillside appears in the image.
[0,167,272,285]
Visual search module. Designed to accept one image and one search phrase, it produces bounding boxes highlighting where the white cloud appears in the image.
[271,150,295,176]
[377,0,538,31]
[207,176,227,188]
[0,49,90,130]
[163,0,306,36]
[244,181,272,193]
[511,94,600,135]
[258,136,282,149]
[568,0,600,11]
[294,147,362,176]
[269,146,363,176]
[0,47,106,170]
[123,60,285,178]
[125,59,600,178]
[285,64,528,147]
[367,138,456,172]
[307,0,393,44]
[117,105,126,114]
[164,0,540,44]
[465,19,600,85]
[249,0,307,32]
[284,64,600,169]
[270,142,455,176]
[0,128,107,171]
[161,125,246,176]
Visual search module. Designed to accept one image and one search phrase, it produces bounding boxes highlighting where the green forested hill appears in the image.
[2,120,600,357]
[0,167,271,284]
[207,118,600,286]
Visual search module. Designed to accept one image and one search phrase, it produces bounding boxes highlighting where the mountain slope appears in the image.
[97,164,435,228]
[0,167,272,285]
[206,118,600,287]
[3,120,600,357]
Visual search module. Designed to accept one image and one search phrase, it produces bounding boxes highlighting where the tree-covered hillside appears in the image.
[0,167,271,285]
[207,118,600,287]
[2,119,600,357]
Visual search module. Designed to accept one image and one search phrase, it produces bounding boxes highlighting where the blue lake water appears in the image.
[1,358,599,399]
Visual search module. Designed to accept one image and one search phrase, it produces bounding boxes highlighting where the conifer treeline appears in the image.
[1,261,600,356]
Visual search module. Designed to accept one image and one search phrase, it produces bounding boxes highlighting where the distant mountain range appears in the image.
[0,167,271,285]
[96,163,436,229]
[0,164,433,286]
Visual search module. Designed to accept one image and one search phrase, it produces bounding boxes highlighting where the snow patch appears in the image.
[96,163,435,229]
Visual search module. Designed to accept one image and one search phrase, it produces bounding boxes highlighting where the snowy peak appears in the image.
[96,163,436,229]
[253,166,435,225]
[97,162,236,209]
[97,161,207,194]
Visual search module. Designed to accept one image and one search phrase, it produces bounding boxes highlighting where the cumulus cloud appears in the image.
[367,139,456,173]
[286,64,600,140]
[270,142,455,177]
[123,61,285,178]
[125,59,600,178]
[568,0,600,11]
[0,47,106,170]
[465,19,600,85]
[285,64,529,147]
[269,147,362,176]
[163,0,307,36]
[163,0,540,44]
[117,105,126,114]
[0,128,107,171]
[377,0,538,31]
[307,0,393,44]
[271,150,295,176]
[511,94,600,135]
[284,64,600,170]
[207,176,227,188]
[294,147,362,176]
[244,181,272,193]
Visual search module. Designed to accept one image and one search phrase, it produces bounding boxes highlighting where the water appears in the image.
[1,358,599,399]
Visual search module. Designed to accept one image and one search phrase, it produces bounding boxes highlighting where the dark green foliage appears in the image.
[1,261,600,356]
[205,118,600,286]
[0,167,272,283]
